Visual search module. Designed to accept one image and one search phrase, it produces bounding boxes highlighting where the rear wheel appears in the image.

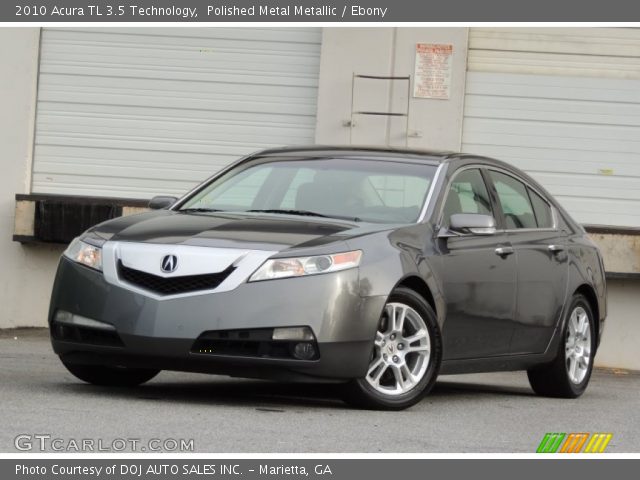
[527,294,596,398]
[343,287,442,410]
[61,359,160,387]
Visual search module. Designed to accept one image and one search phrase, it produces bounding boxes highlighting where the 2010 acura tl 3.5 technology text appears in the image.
[49,147,607,410]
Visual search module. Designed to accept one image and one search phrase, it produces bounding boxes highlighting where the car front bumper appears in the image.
[49,257,386,381]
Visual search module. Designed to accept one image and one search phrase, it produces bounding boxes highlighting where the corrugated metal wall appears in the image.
[32,28,322,199]
[462,28,640,227]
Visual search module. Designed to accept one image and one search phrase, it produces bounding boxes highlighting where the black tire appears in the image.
[527,294,596,398]
[343,287,442,410]
[61,359,160,387]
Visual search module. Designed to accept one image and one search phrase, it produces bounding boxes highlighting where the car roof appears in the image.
[250,145,511,169]
[252,145,450,165]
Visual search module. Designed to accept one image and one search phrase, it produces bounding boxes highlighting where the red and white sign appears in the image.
[413,43,453,100]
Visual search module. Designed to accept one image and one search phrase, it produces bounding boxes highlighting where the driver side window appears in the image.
[443,169,493,226]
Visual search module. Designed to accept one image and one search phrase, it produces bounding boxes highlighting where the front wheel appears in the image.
[343,287,442,410]
[61,359,160,387]
[527,294,596,398]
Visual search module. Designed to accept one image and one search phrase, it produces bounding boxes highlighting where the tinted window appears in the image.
[208,167,273,209]
[181,158,436,224]
[279,168,315,209]
[489,171,537,229]
[280,170,430,211]
[442,169,493,225]
[367,175,432,208]
[529,188,554,228]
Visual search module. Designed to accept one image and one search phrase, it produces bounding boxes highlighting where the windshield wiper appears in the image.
[179,208,227,213]
[246,209,360,222]
[247,209,328,217]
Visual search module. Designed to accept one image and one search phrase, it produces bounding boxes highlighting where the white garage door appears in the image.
[462,28,640,227]
[32,27,322,199]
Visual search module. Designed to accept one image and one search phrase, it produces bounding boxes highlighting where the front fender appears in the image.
[345,224,446,330]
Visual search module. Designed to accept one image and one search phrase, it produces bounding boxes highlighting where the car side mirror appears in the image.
[448,213,497,236]
[148,196,178,210]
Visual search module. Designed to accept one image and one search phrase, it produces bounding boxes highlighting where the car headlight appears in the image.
[249,250,362,282]
[63,237,103,271]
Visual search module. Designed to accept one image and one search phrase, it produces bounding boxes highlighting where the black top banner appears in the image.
[4,0,640,22]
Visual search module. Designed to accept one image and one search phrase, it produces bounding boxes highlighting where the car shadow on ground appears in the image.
[58,375,535,410]
[63,378,346,410]
[432,380,534,398]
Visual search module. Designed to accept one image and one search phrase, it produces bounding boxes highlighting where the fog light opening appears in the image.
[292,342,317,361]
[54,310,116,331]
[272,326,314,341]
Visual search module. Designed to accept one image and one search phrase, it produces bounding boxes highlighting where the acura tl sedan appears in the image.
[49,146,606,410]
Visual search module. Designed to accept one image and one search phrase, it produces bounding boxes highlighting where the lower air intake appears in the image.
[192,328,319,361]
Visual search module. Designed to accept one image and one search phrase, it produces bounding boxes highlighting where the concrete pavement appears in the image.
[1,329,638,453]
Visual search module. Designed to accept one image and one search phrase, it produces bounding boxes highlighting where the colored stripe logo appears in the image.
[537,433,612,453]
[584,433,613,453]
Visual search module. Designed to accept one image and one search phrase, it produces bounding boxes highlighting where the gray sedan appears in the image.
[49,146,606,410]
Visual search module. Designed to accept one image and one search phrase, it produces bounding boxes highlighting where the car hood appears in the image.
[91,210,394,253]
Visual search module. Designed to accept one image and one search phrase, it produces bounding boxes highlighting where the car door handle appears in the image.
[548,244,565,253]
[495,246,514,257]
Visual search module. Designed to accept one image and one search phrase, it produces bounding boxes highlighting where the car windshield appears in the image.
[179,158,437,224]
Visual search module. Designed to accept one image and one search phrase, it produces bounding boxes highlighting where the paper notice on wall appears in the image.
[413,43,453,99]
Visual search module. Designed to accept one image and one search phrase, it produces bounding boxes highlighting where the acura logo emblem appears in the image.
[161,255,178,273]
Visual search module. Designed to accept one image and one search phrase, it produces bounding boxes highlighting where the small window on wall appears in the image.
[489,171,537,229]
[529,188,554,229]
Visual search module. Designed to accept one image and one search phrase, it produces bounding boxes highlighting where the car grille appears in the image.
[117,261,235,296]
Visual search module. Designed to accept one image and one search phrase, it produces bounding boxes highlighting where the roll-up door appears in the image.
[32,27,322,199]
[462,28,640,227]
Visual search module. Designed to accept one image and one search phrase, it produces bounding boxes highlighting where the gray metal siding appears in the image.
[468,27,640,79]
[32,27,322,198]
[463,28,640,227]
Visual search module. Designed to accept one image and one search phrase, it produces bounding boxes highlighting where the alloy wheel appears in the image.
[565,306,591,384]
[365,302,431,395]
